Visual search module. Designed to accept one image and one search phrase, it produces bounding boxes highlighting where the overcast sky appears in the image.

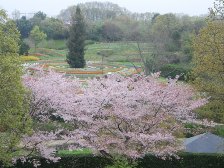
[1,0,214,17]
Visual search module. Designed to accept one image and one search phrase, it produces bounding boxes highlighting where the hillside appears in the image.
[57,1,156,23]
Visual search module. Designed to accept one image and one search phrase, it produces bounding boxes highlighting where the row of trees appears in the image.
[16,11,67,40]
[14,2,206,43]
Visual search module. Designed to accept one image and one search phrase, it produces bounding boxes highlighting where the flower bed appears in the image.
[21,56,40,61]
[37,48,65,57]
[24,60,142,77]
[33,53,46,56]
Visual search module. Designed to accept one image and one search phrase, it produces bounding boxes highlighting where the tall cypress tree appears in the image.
[67,6,86,68]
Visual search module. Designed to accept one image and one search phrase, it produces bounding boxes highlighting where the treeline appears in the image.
[15,1,206,42]
[58,1,206,43]
[16,11,68,40]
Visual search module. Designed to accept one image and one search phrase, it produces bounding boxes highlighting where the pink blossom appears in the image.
[22,69,208,161]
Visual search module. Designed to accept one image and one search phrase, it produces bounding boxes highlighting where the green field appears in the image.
[25,40,154,77]
[34,40,153,63]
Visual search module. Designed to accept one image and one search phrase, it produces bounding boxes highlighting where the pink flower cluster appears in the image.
[22,69,207,160]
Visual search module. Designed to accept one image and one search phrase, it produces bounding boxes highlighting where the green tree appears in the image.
[16,16,33,39]
[152,14,182,53]
[29,25,47,51]
[101,22,124,41]
[30,11,47,26]
[0,9,31,164]
[40,17,67,39]
[19,40,30,55]
[192,21,224,122]
[145,14,183,73]
[67,6,86,68]
[192,0,224,122]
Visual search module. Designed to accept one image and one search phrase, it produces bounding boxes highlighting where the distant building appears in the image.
[184,133,224,153]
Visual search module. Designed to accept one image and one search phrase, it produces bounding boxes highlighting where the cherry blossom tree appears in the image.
[23,68,82,120]
[21,68,208,162]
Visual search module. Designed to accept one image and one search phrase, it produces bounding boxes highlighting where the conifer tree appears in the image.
[67,6,86,68]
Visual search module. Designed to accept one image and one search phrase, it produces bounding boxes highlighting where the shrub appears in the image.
[19,41,30,55]
[160,64,191,81]
[213,125,224,137]
[195,100,224,123]
[106,157,137,168]
[137,153,224,168]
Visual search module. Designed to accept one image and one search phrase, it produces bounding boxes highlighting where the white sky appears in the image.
[0,0,214,17]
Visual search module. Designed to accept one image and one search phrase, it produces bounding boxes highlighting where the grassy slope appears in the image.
[35,40,153,64]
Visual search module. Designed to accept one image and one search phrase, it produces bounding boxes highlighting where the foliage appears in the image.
[151,14,181,53]
[181,32,194,62]
[7,156,112,168]
[192,21,224,123]
[29,25,47,51]
[195,100,224,123]
[67,6,86,68]
[58,2,130,23]
[16,16,33,39]
[209,0,224,20]
[137,153,224,168]
[212,125,224,137]
[30,11,47,26]
[100,22,124,41]
[159,64,191,81]
[0,9,31,165]
[57,2,155,42]
[19,40,30,55]
[143,14,205,74]
[33,11,47,20]
[106,157,137,168]
[40,18,67,40]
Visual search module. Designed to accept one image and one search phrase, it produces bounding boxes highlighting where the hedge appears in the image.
[2,153,224,168]
[160,64,191,81]
[2,155,112,168]
[137,153,224,168]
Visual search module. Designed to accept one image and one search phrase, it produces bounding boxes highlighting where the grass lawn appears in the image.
[35,40,154,63]
[84,42,153,62]
[57,149,92,156]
